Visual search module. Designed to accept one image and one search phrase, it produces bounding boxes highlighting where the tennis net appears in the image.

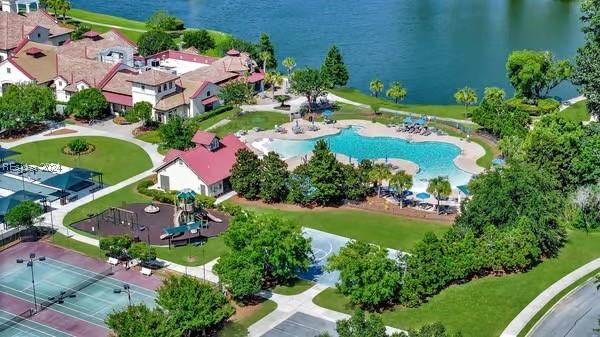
[39,266,114,310]
[0,308,34,332]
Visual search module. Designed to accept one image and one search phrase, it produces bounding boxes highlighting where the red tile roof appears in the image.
[201,96,218,105]
[25,47,43,55]
[246,71,264,83]
[82,31,101,38]
[191,131,216,145]
[158,134,247,185]
[103,91,132,106]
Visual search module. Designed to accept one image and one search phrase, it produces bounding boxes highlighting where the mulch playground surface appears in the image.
[0,241,163,337]
[71,203,230,245]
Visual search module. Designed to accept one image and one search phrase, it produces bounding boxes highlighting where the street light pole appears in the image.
[16,253,46,312]
[113,283,132,306]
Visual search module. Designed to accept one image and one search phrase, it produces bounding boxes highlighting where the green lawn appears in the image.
[218,300,278,337]
[67,8,232,57]
[10,136,152,185]
[197,109,240,131]
[272,278,314,295]
[154,236,229,266]
[134,130,161,144]
[331,88,467,120]
[313,230,600,337]
[49,232,106,259]
[229,203,450,251]
[211,111,288,137]
[557,100,590,123]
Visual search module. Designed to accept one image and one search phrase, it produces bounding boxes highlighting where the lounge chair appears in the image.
[108,257,119,265]
[141,267,152,276]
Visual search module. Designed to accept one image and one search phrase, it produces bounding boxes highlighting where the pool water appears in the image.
[261,127,473,191]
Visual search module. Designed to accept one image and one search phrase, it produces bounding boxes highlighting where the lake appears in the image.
[71,0,584,103]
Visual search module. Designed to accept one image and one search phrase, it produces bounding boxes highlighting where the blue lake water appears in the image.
[70,0,584,103]
[261,127,473,191]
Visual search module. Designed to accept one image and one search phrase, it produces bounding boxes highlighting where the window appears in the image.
[158,86,162,93]
[169,81,173,89]
[58,81,62,86]
[206,91,210,97]
[6,67,10,74]
[141,85,145,90]
[37,33,41,38]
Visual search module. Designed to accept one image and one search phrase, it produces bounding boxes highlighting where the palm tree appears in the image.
[368,163,391,197]
[369,79,384,98]
[454,87,478,118]
[264,72,283,100]
[389,171,413,208]
[386,82,407,104]
[426,176,452,214]
[282,56,296,92]
[258,51,272,94]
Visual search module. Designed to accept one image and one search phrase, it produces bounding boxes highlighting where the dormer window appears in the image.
[206,91,210,97]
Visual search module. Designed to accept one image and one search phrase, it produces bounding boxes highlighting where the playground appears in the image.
[71,202,230,246]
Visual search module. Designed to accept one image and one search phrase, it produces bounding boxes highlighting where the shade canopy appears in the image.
[322,109,334,118]
[414,118,426,125]
[163,222,201,235]
[0,147,20,160]
[457,185,471,196]
[416,192,431,200]
[0,190,46,216]
[41,168,101,191]
[176,188,197,200]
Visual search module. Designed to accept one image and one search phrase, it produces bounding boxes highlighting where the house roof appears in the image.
[103,91,133,106]
[101,68,137,95]
[191,131,216,145]
[157,134,247,185]
[201,96,218,105]
[57,29,137,59]
[0,10,71,51]
[24,47,43,55]
[127,69,179,86]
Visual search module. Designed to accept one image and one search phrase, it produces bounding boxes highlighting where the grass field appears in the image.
[557,100,590,123]
[272,278,314,296]
[211,111,289,137]
[313,230,600,337]
[230,203,450,251]
[49,232,106,259]
[331,88,467,120]
[10,136,152,185]
[218,300,278,337]
[67,8,232,57]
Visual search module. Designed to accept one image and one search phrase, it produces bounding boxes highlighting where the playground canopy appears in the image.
[457,185,471,196]
[163,222,201,235]
[0,147,20,161]
[41,168,103,191]
[176,189,197,200]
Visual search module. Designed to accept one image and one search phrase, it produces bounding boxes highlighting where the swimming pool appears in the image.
[260,126,473,191]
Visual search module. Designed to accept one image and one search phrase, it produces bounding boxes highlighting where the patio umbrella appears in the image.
[401,190,414,198]
[492,158,506,166]
[403,116,413,124]
[414,118,426,126]
[416,192,431,200]
[322,109,334,118]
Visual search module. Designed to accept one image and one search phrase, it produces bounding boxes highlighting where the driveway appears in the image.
[529,280,600,337]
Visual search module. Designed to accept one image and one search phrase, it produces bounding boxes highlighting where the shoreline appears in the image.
[243,119,486,177]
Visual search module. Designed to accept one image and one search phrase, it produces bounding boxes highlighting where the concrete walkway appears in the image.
[500,257,600,337]
[249,284,405,337]
[67,16,147,33]
[559,95,586,111]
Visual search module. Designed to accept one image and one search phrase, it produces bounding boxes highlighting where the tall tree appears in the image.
[137,30,176,57]
[146,10,184,31]
[260,151,289,203]
[282,56,296,78]
[386,82,407,104]
[369,79,384,97]
[327,241,402,309]
[389,171,413,208]
[99,235,132,260]
[289,68,329,113]
[105,304,169,337]
[454,86,478,118]
[218,80,254,107]
[506,50,573,101]
[573,0,600,118]
[307,140,346,205]
[213,252,262,303]
[321,45,349,87]
[156,275,234,337]
[426,176,451,214]
[368,163,391,197]
[230,148,262,199]
[4,201,43,236]
[66,88,108,120]
[258,32,277,69]
[158,116,195,150]
[131,101,153,127]
[0,83,55,135]
[471,87,529,139]
[182,29,215,53]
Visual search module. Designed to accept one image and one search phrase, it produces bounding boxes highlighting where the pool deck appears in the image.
[243,119,486,175]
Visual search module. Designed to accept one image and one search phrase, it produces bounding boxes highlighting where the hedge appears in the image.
[506,97,560,116]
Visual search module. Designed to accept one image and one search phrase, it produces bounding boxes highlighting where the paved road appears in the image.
[529,280,600,337]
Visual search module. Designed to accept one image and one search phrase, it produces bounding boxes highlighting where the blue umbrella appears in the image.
[403,116,413,124]
[322,109,334,118]
[416,192,431,200]
[401,190,413,198]
[414,118,426,126]
[492,158,506,166]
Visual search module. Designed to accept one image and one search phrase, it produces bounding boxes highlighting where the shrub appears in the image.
[182,29,215,53]
[506,97,560,116]
[137,30,176,57]
[66,88,108,120]
[146,11,184,31]
[136,179,176,204]
[67,138,90,155]
[124,110,141,123]
[195,194,216,208]
[71,24,91,41]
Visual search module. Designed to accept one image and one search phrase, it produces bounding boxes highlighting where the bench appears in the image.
[107,257,119,265]
[141,267,152,276]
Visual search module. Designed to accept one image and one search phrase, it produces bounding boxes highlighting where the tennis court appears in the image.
[0,242,158,337]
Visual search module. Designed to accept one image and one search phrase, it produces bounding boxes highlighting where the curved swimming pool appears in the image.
[260,127,473,191]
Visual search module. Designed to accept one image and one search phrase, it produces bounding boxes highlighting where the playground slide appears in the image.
[206,212,223,223]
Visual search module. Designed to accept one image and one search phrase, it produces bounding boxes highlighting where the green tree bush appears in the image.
[386,82,407,104]
[259,152,289,203]
[137,30,176,56]
[4,201,43,236]
[218,80,254,107]
[0,83,55,134]
[426,176,451,214]
[573,0,600,117]
[506,50,572,100]
[230,148,262,199]
[289,68,329,113]
[105,304,168,337]
[67,138,90,155]
[158,116,195,151]
[308,140,346,205]
[321,45,349,87]
[146,11,184,31]
[99,235,133,259]
[258,32,277,70]
[66,88,108,120]
[131,101,153,127]
[182,29,215,53]
[128,242,157,263]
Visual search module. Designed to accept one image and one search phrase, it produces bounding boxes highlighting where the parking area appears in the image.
[260,312,338,337]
